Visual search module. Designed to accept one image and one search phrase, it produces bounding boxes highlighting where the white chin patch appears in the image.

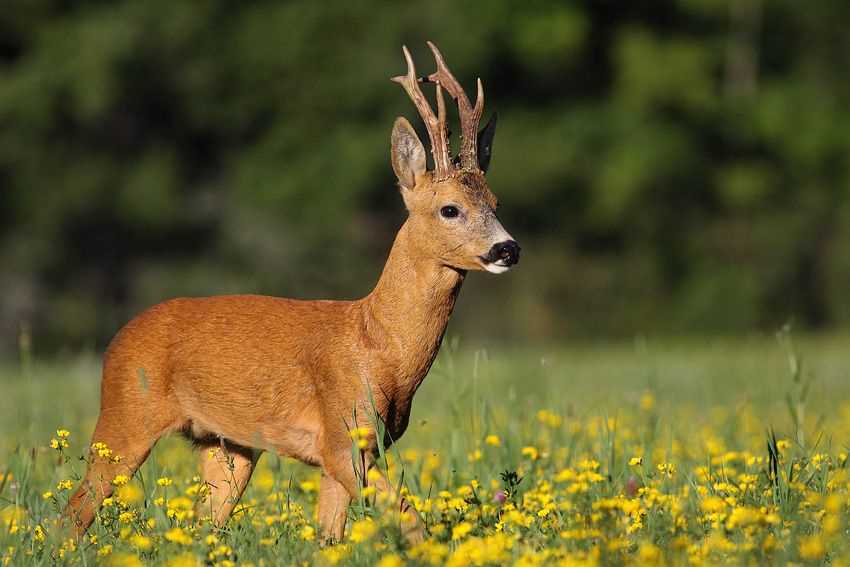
[484,262,511,274]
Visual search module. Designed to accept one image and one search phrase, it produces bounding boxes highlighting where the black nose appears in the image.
[489,240,520,266]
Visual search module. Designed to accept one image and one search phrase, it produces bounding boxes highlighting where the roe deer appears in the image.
[65,41,520,543]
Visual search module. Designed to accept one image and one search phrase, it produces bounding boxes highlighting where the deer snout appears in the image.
[481,240,520,274]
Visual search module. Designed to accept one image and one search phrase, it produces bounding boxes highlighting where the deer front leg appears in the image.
[322,450,424,544]
[362,461,425,544]
[318,472,352,543]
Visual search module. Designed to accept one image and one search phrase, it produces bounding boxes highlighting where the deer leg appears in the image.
[322,450,424,544]
[195,439,258,526]
[64,409,163,537]
[318,472,352,543]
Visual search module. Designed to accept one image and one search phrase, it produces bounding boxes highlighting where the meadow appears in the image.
[1,330,849,565]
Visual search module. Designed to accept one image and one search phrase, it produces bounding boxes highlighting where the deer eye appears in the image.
[440,205,460,219]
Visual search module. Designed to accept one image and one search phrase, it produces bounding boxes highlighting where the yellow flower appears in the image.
[485,435,501,446]
[536,409,562,428]
[319,544,350,565]
[408,541,449,565]
[377,554,405,567]
[521,446,539,460]
[166,553,202,567]
[629,456,643,466]
[799,535,825,561]
[638,542,661,562]
[56,479,74,491]
[640,392,656,411]
[117,484,144,505]
[301,525,316,541]
[349,518,378,543]
[97,544,113,557]
[452,521,473,540]
[157,477,173,487]
[104,553,144,567]
[299,480,317,493]
[42,491,54,500]
[57,429,70,438]
[112,475,130,487]
[164,527,193,545]
[33,525,46,543]
[129,534,152,551]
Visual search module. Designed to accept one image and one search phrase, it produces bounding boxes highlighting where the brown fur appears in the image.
[65,47,516,544]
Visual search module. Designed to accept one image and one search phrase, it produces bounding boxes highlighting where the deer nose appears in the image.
[490,240,520,266]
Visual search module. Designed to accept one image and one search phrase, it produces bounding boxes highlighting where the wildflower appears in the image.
[640,392,656,411]
[33,525,46,543]
[42,491,54,500]
[301,525,316,541]
[798,535,825,561]
[638,542,661,562]
[377,554,405,567]
[408,541,449,565]
[656,463,676,478]
[117,483,144,505]
[452,521,473,540]
[164,527,193,545]
[112,474,130,487]
[157,476,173,487]
[521,446,539,460]
[536,409,562,428]
[349,426,372,449]
[56,479,74,491]
[485,434,501,446]
[166,553,202,567]
[629,456,643,466]
[319,545,350,565]
[129,534,152,551]
[104,553,144,567]
[349,518,377,543]
[299,480,317,493]
[97,544,113,557]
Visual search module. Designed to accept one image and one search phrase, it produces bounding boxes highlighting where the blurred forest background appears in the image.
[2,0,850,354]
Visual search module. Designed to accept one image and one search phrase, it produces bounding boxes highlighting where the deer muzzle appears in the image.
[481,240,521,274]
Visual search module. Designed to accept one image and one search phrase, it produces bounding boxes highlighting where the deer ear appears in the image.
[477,112,498,173]
[391,117,426,190]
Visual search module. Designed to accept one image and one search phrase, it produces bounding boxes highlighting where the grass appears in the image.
[1,331,849,565]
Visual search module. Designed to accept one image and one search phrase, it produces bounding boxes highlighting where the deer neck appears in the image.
[361,220,465,392]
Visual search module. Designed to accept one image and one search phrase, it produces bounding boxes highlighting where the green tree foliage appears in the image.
[1,0,849,350]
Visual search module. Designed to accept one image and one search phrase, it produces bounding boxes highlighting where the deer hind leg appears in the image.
[65,408,167,537]
[195,439,258,526]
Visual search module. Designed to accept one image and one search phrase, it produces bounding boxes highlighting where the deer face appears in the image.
[391,118,520,273]
[390,43,520,274]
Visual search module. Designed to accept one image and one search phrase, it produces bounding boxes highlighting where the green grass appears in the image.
[1,332,849,565]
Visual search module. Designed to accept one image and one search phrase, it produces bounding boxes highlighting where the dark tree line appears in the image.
[1,0,849,352]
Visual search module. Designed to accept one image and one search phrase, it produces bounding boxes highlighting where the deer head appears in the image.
[390,42,520,274]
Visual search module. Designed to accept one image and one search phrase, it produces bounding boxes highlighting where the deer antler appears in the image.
[391,46,453,180]
[426,41,484,172]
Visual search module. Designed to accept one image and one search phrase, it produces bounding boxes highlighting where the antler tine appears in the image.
[426,41,484,172]
[391,45,452,179]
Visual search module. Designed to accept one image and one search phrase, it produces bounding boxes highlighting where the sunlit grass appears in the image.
[1,332,850,565]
